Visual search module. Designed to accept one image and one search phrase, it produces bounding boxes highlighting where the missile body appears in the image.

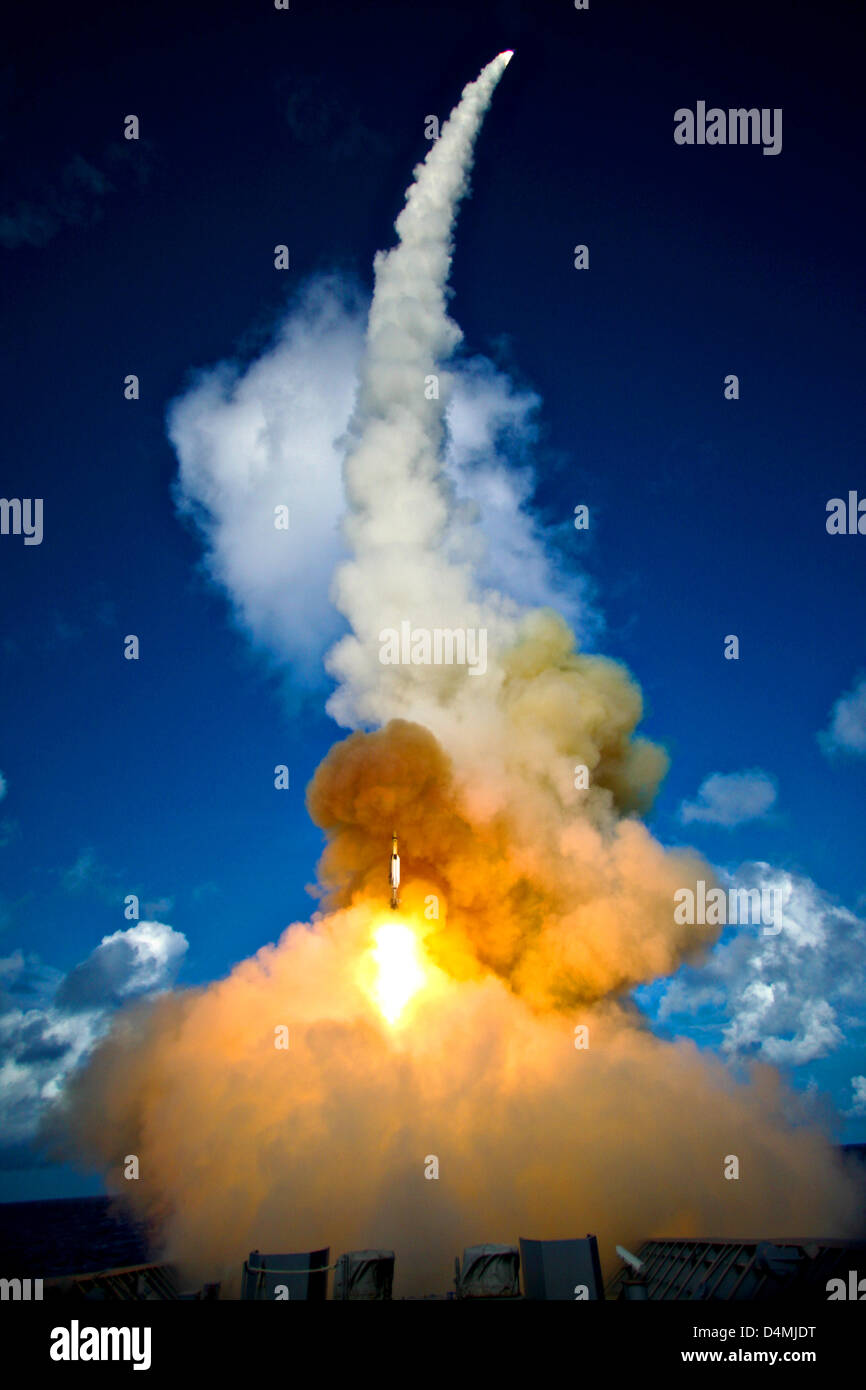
[389,832,400,909]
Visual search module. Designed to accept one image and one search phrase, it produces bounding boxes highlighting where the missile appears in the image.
[389,831,400,910]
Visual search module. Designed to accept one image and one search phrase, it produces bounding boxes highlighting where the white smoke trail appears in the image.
[324,50,667,837]
[327,53,519,736]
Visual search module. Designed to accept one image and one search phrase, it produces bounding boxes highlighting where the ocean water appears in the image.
[0,1195,153,1277]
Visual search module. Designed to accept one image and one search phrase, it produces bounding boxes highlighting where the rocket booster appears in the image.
[389,832,400,910]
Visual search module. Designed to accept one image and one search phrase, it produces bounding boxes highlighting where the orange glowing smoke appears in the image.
[53,888,860,1298]
[51,695,861,1297]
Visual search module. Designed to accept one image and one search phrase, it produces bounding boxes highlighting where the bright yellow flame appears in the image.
[369,920,427,1025]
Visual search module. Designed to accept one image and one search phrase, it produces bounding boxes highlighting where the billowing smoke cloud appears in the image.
[52,53,861,1294]
[56,915,856,1295]
[307,703,706,1012]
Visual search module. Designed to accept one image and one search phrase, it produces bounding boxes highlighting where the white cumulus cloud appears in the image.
[849,1075,866,1116]
[170,277,362,678]
[55,921,187,1012]
[0,922,187,1160]
[656,863,866,1067]
[850,1073,866,1117]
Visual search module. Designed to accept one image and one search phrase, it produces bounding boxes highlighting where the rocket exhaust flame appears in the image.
[50,51,861,1296]
[367,920,427,1026]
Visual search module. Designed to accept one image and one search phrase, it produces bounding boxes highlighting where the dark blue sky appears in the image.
[1,0,864,1198]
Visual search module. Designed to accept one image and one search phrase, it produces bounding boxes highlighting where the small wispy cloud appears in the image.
[60,849,171,920]
[61,848,111,898]
[143,896,174,918]
[277,73,389,162]
[818,674,866,757]
[0,144,149,250]
[679,770,777,828]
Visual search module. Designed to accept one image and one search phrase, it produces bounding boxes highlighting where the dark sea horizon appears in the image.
[0,1195,155,1277]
